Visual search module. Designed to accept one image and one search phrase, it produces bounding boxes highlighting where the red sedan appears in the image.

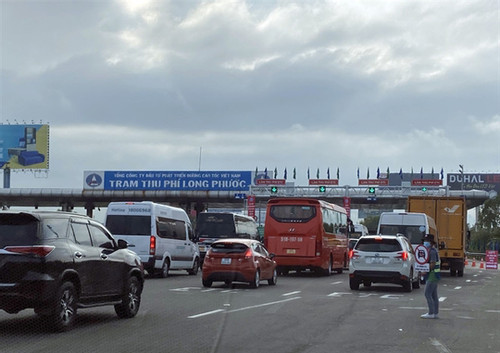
[202,239,277,288]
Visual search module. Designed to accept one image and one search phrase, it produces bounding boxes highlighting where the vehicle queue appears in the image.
[0,198,438,332]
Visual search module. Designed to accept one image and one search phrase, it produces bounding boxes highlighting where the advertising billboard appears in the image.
[0,125,49,170]
[84,170,252,191]
[447,173,500,193]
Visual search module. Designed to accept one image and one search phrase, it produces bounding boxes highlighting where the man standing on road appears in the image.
[421,234,441,319]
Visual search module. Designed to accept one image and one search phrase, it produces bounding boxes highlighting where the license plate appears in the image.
[221,258,231,265]
[286,249,296,254]
[368,257,383,264]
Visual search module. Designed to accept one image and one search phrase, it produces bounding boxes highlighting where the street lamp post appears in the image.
[459,164,464,194]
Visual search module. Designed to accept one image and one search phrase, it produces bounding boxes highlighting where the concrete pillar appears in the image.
[85,203,94,218]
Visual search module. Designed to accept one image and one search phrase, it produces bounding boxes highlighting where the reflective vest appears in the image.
[428,248,441,281]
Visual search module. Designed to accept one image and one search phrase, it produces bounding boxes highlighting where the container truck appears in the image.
[407,196,467,276]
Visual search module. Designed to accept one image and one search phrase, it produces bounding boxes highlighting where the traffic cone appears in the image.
[472,259,476,267]
[465,258,469,265]
[480,259,484,269]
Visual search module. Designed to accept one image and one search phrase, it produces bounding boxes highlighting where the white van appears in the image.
[377,212,438,249]
[105,201,200,277]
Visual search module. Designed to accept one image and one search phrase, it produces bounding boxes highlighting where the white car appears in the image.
[349,234,420,292]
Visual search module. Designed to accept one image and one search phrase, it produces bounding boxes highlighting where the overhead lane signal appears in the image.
[319,186,326,193]
[270,186,278,194]
[368,187,376,194]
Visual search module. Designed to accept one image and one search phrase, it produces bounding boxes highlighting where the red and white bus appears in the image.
[264,198,349,275]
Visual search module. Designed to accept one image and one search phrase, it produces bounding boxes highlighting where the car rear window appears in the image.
[41,218,69,239]
[106,215,151,235]
[211,242,248,254]
[0,214,40,247]
[355,238,402,252]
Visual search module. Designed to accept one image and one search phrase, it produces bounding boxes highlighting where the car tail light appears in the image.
[4,245,55,257]
[396,251,409,261]
[349,250,359,259]
[204,250,212,262]
[244,248,253,260]
[149,235,156,255]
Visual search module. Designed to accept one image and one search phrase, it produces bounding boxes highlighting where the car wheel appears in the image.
[349,278,360,290]
[250,270,260,288]
[324,258,332,276]
[403,276,413,292]
[49,281,78,332]
[202,279,212,288]
[268,269,278,285]
[159,260,170,278]
[458,268,464,277]
[115,276,142,319]
[188,258,199,275]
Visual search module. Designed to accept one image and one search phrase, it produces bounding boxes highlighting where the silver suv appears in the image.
[349,234,420,292]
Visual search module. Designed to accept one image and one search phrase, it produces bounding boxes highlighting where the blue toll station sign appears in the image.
[84,171,252,191]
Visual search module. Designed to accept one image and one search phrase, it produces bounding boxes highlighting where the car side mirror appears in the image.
[269,253,276,259]
[117,239,129,249]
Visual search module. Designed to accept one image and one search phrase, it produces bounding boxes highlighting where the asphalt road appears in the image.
[0,265,498,353]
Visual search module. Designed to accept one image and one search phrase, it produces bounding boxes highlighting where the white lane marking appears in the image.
[170,287,200,292]
[430,338,452,353]
[201,289,218,292]
[399,307,452,311]
[466,280,471,283]
[327,292,352,297]
[454,286,462,290]
[330,281,343,285]
[457,316,475,319]
[358,293,378,298]
[188,309,225,319]
[282,291,301,296]
[187,297,302,319]
[439,297,447,302]
[486,310,500,313]
[380,294,403,299]
[227,297,302,313]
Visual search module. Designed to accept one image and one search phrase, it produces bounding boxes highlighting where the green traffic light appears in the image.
[368,187,376,193]
[271,186,278,193]
[319,186,326,193]
[422,187,427,192]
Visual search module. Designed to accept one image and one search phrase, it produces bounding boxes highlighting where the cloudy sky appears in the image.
[1,0,499,190]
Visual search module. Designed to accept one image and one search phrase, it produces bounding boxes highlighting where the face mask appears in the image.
[424,241,431,248]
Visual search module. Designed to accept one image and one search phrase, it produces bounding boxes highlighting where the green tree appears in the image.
[470,195,500,251]
[361,215,380,235]
[476,195,500,229]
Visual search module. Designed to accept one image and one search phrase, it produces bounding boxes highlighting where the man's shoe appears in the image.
[421,313,435,319]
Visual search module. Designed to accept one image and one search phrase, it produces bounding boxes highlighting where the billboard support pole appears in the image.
[3,167,10,189]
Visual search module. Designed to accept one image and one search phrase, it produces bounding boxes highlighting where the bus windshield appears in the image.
[269,205,316,223]
[196,213,236,238]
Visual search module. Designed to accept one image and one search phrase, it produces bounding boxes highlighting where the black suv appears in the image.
[0,211,144,331]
